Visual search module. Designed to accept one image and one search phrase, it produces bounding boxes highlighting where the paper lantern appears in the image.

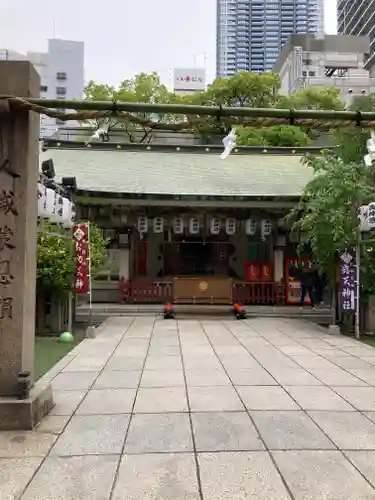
[189,217,200,234]
[368,202,375,225]
[137,216,148,233]
[225,218,236,235]
[153,217,164,233]
[37,183,47,218]
[62,199,75,229]
[173,217,184,234]
[245,219,257,235]
[50,193,64,223]
[210,217,220,235]
[44,188,55,219]
[261,219,272,237]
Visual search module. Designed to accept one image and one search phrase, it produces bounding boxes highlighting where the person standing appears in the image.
[299,262,317,308]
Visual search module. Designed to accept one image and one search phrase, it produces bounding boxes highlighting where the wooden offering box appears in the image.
[173,276,233,304]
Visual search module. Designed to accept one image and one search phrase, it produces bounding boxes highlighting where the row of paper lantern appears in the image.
[137,217,272,236]
[37,183,76,229]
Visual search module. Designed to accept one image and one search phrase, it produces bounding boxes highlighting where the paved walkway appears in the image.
[3,317,375,499]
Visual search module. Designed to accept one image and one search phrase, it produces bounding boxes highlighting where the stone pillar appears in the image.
[0,61,53,429]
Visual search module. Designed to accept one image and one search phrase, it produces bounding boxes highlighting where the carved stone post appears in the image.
[0,61,53,429]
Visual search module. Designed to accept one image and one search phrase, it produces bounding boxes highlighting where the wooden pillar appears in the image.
[0,61,53,428]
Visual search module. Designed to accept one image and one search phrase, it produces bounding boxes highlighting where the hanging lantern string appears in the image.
[2,94,375,130]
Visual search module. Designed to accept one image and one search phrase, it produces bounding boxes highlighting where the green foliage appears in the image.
[287,151,375,295]
[84,73,183,143]
[278,87,344,111]
[237,125,311,147]
[37,222,108,296]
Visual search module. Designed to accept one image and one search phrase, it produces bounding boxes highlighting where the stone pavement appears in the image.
[3,317,375,499]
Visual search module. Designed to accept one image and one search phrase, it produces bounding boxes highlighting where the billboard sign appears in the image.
[173,68,205,91]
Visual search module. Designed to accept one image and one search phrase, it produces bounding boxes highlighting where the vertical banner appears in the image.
[73,224,89,294]
[339,251,356,312]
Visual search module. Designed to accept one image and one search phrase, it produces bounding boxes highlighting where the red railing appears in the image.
[118,279,285,305]
[118,279,173,303]
[233,282,285,305]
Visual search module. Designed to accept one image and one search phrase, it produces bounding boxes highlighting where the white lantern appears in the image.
[189,217,200,234]
[174,217,184,234]
[44,188,55,219]
[37,183,47,218]
[137,216,148,233]
[153,217,164,233]
[225,218,236,235]
[261,219,272,238]
[210,217,221,235]
[368,202,375,225]
[62,198,75,229]
[245,218,257,236]
[50,193,64,223]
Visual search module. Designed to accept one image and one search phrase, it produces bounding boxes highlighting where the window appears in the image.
[40,85,48,92]
[308,70,316,76]
[56,86,67,96]
[56,72,67,80]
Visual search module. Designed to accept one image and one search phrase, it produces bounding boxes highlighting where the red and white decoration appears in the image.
[210,217,221,235]
[153,217,164,234]
[73,224,89,294]
[245,219,257,236]
[225,218,236,235]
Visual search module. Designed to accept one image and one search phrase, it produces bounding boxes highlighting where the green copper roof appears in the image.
[42,148,313,198]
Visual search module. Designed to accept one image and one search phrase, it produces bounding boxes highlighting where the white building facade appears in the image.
[0,39,85,135]
[273,34,375,105]
[28,39,85,135]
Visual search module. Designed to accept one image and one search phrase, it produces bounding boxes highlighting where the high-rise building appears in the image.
[216,0,325,77]
[337,0,375,71]
[28,39,85,134]
[1,39,85,135]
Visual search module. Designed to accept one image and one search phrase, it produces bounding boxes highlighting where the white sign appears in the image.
[173,68,206,91]
[359,204,375,232]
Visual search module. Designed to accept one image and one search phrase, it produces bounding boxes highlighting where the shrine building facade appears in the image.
[41,140,320,306]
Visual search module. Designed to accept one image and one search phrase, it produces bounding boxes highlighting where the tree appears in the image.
[278,87,344,111]
[335,94,375,164]
[287,151,375,296]
[37,222,108,297]
[84,73,182,143]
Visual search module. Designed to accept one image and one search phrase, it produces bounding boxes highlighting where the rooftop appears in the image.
[41,141,322,200]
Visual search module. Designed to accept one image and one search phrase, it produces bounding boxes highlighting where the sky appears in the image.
[0,0,337,88]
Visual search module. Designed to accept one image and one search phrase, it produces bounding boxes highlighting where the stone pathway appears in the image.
[2,317,375,499]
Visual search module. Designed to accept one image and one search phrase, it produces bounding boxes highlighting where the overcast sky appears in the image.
[0,0,337,87]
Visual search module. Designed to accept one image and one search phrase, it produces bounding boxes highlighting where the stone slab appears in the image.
[134,387,188,413]
[93,370,142,389]
[188,386,243,412]
[144,356,182,370]
[284,386,355,411]
[308,411,375,449]
[124,413,193,453]
[198,452,291,500]
[0,457,43,500]
[344,451,375,489]
[140,369,185,387]
[112,453,200,500]
[251,411,335,450]
[332,386,375,411]
[0,380,54,430]
[185,369,231,386]
[306,368,368,386]
[191,412,264,452]
[237,386,299,411]
[49,390,86,416]
[76,389,136,415]
[21,455,119,500]
[51,371,99,391]
[227,367,277,386]
[273,450,375,499]
[50,414,130,455]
